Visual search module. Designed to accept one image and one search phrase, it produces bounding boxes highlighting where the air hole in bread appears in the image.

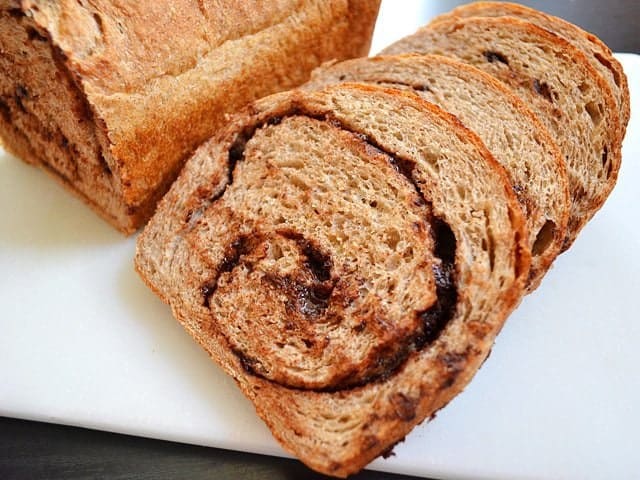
[456,185,466,201]
[483,50,509,65]
[532,79,554,103]
[483,209,495,271]
[584,101,603,126]
[6,8,23,18]
[27,27,47,42]
[0,99,11,122]
[384,228,401,250]
[200,283,216,308]
[14,85,28,113]
[594,52,621,88]
[300,238,332,282]
[578,82,590,94]
[532,220,556,256]
[602,146,613,178]
[92,12,105,37]
[402,246,415,260]
[601,146,609,167]
[98,152,112,176]
[413,84,432,92]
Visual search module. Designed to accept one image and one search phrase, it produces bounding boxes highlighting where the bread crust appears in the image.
[0,0,380,233]
[135,84,530,477]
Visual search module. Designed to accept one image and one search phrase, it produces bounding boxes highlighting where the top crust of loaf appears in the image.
[4,0,380,232]
[135,83,529,477]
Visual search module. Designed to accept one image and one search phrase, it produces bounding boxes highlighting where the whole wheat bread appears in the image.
[383,16,622,249]
[305,53,569,289]
[0,0,380,233]
[135,84,530,477]
[430,1,630,135]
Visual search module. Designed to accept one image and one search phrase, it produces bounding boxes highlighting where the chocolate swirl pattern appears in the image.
[135,84,530,477]
[191,114,459,391]
[191,115,436,389]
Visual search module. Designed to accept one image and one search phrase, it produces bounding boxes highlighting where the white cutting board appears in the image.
[1,5,639,477]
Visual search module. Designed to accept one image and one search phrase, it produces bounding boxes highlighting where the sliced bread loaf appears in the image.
[135,84,530,477]
[430,1,630,135]
[383,16,622,249]
[306,53,569,289]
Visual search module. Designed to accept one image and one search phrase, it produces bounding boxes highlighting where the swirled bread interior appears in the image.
[135,84,530,477]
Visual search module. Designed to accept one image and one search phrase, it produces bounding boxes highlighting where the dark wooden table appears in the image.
[1,2,638,479]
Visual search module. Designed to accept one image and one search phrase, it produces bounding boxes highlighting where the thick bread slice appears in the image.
[306,53,569,290]
[135,84,530,477]
[430,1,631,135]
[383,16,622,250]
[0,0,380,233]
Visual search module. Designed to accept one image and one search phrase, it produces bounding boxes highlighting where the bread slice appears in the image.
[383,16,622,249]
[430,1,631,135]
[135,83,530,477]
[0,0,380,233]
[305,53,569,290]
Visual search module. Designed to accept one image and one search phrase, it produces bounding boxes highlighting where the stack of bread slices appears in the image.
[135,3,630,477]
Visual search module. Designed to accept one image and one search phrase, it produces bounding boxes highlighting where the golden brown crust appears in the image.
[0,0,380,233]
[135,84,530,477]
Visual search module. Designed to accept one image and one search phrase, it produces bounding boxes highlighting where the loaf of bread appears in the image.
[0,0,380,233]
[135,83,530,477]
[305,53,570,289]
[131,2,628,477]
[383,16,625,249]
